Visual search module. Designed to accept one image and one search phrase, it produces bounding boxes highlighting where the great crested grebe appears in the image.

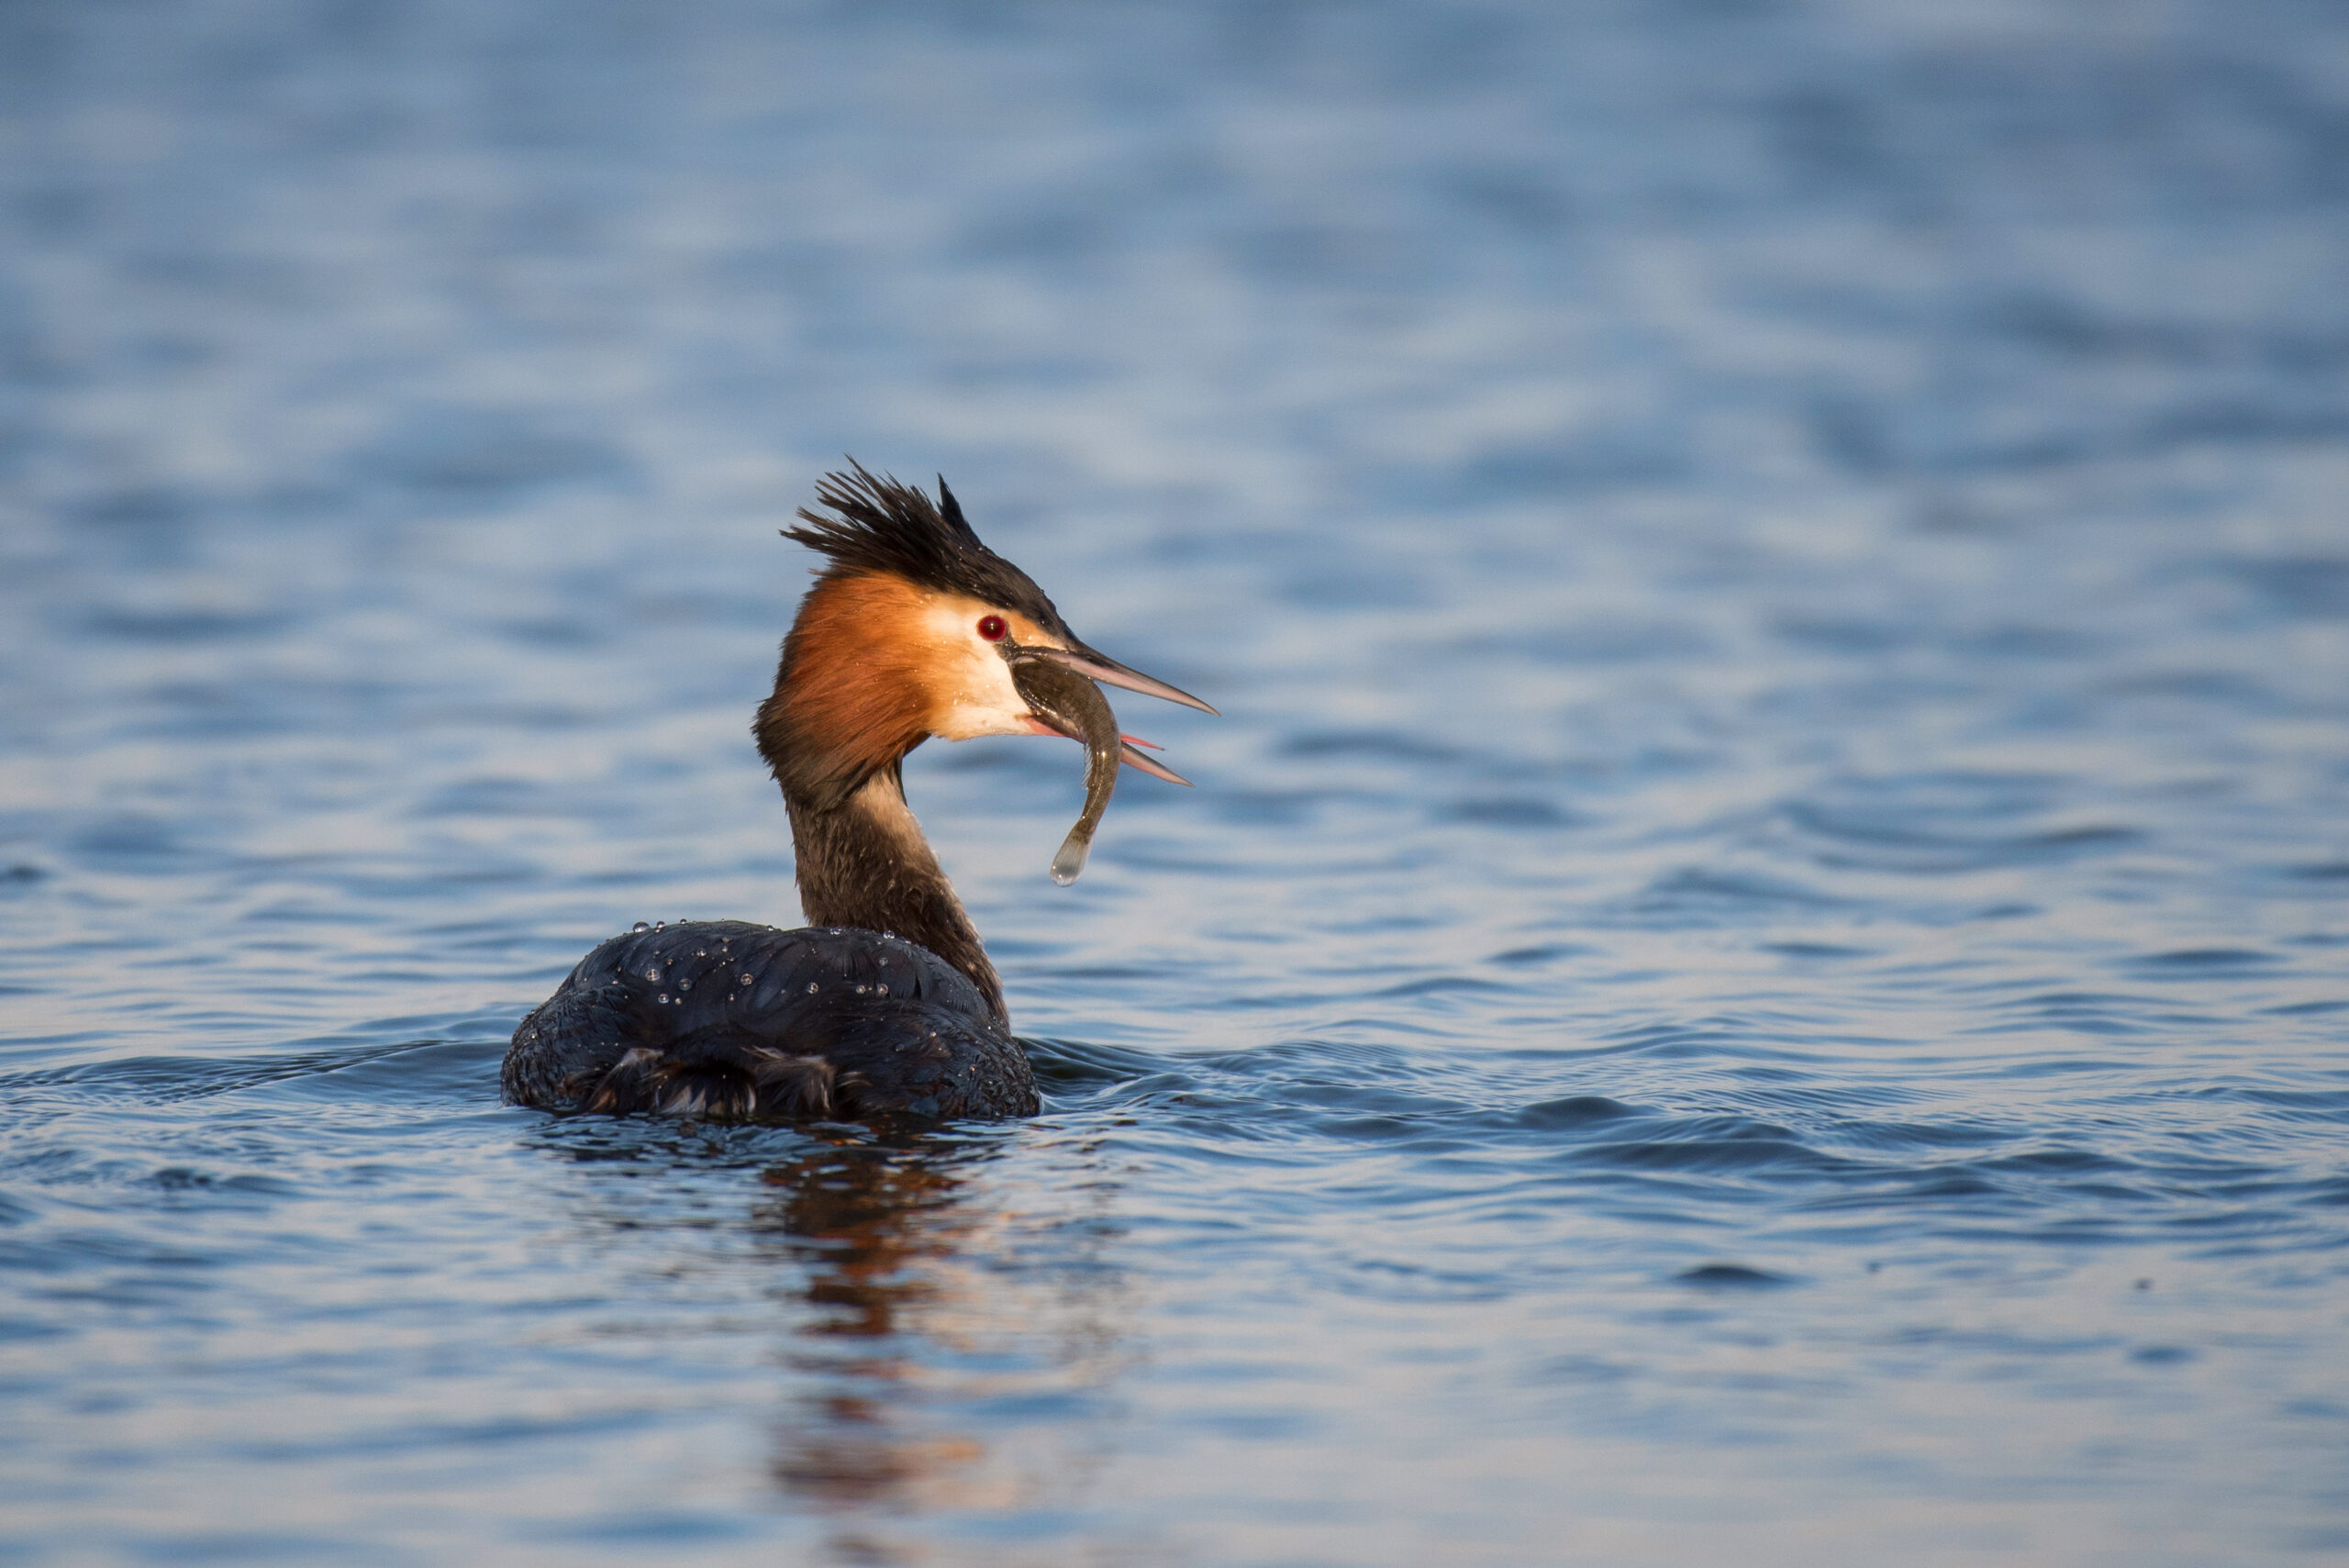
[501,465,1213,1122]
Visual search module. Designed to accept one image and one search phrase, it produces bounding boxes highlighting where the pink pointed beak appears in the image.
[1017,715,1193,786]
[1030,642,1219,717]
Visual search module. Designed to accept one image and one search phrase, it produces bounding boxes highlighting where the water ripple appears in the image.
[4,0,2347,1562]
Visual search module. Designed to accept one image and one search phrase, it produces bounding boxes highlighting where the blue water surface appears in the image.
[3,2,2348,1563]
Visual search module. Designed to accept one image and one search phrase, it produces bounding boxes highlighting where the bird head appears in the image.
[757,463,1214,811]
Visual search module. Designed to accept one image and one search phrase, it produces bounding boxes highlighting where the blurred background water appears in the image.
[3,0,2348,1562]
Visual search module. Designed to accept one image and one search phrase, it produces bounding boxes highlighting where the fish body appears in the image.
[1009,654,1122,883]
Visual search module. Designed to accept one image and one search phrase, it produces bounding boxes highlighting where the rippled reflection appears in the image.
[761,1141,989,1515]
[748,1135,1129,1562]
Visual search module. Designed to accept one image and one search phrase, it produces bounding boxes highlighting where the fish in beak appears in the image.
[1005,639,1210,880]
[1019,639,1211,786]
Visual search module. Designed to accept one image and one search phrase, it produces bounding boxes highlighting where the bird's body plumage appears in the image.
[500,919,1036,1121]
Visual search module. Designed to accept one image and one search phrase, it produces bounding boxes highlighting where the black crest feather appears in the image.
[784,462,1064,631]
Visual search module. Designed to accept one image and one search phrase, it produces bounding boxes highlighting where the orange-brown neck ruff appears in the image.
[758,572,940,811]
[752,568,1013,1021]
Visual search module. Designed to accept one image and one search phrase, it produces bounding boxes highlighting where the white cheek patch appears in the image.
[918,598,1048,740]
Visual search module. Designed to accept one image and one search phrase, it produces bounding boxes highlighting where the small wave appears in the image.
[0,1010,516,1107]
[2125,947,2280,974]
[1675,1262,1798,1289]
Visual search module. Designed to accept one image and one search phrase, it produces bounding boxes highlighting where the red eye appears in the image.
[976,615,1008,641]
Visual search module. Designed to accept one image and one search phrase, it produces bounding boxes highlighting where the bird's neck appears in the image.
[785,764,1007,1027]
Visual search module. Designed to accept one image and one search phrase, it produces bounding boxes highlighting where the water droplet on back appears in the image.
[632,921,650,932]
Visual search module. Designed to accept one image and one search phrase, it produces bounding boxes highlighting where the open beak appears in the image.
[1030,640,1219,717]
[1020,706,1195,786]
[1013,638,1210,786]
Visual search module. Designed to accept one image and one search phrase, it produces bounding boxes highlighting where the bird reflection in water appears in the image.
[750,1134,1127,1561]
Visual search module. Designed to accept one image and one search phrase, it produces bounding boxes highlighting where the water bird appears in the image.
[502,465,1213,1122]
